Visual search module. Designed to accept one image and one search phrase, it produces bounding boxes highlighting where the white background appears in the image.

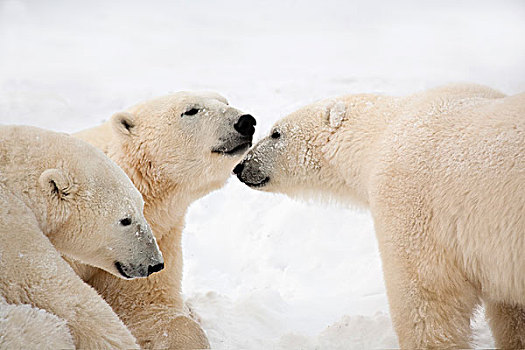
[1,0,524,348]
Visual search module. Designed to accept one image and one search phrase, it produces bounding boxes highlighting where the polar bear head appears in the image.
[37,134,164,279]
[234,96,370,205]
[108,91,256,205]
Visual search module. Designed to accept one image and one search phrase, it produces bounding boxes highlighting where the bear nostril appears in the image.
[147,262,164,276]
[233,162,244,175]
[234,114,256,137]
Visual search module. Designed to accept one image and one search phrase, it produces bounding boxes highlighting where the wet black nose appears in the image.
[147,262,164,276]
[233,162,244,175]
[234,114,256,137]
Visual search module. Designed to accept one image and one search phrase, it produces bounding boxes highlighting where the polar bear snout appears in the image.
[148,261,164,275]
[114,260,164,279]
[232,162,244,175]
[114,260,161,278]
[234,159,270,188]
[212,114,256,157]
[234,114,256,137]
[109,219,165,279]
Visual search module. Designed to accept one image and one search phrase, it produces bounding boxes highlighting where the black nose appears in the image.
[147,262,164,276]
[234,114,256,137]
[233,162,244,175]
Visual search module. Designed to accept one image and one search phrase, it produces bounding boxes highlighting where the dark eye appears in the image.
[271,131,281,139]
[120,218,132,226]
[182,108,199,117]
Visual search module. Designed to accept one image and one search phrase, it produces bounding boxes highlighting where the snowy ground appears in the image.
[1,0,524,348]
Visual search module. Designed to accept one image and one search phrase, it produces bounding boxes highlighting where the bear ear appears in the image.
[111,112,136,136]
[326,100,347,129]
[39,169,76,200]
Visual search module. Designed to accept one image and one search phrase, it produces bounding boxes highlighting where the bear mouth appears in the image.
[212,141,252,157]
[115,261,132,279]
[242,176,270,188]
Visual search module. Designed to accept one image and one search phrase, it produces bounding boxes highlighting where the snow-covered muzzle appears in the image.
[112,220,164,279]
[233,136,276,188]
[233,159,270,187]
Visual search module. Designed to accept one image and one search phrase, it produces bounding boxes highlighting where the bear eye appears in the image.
[271,131,281,139]
[120,217,132,226]
[182,108,199,117]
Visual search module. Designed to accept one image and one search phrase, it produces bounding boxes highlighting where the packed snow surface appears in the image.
[1,0,524,348]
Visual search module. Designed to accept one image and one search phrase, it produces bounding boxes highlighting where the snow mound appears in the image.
[278,313,397,350]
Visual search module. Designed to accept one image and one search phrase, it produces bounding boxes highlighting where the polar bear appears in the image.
[74,91,256,348]
[234,84,525,348]
[0,125,164,349]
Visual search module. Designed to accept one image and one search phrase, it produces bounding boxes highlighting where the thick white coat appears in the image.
[0,125,162,349]
[238,84,525,348]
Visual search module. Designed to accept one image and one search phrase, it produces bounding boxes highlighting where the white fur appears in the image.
[0,298,74,349]
[239,84,525,348]
[74,91,252,349]
[0,125,164,349]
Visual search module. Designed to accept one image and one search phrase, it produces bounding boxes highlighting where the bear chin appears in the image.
[212,141,252,156]
[240,176,270,188]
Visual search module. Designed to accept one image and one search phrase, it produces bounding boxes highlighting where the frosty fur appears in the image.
[0,126,165,349]
[0,297,74,349]
[237,84,525,348]
[74,91,253,349]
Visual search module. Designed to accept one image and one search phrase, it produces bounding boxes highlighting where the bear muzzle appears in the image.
[234,114,256,137]
[233,161,270,188]
[115,260,165,279]
[212,114,257,156]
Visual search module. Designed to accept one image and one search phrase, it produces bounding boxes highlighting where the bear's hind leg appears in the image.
[485,301,525,349]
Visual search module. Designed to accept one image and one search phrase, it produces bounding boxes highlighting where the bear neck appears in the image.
[324,95,399,206]
[146,179,225,236]
[109,149,204,241]
[107,131,233,241]
[0,127,63,234]
[145,188,192,237]
[2,171,48,231]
